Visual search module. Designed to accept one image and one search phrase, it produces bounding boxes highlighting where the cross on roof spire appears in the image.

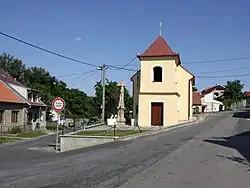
[117,81,126,87]
[159,22,163,36]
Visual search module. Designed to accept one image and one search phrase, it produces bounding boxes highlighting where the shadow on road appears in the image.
[204,131,250,168]
[232,109,250,118]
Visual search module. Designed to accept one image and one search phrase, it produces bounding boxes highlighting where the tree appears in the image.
[0,53,99,121]
[0,53,26,82]
[0,53,134,122]
[221,80,244,108]
[192,85,198,92]
[94,80,132,124]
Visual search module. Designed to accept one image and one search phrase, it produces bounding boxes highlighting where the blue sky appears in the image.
[0,0,250,96]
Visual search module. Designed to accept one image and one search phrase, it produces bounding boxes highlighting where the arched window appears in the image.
[153,66,163,82]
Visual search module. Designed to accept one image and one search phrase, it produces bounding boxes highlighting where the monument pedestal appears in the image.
[116,109,126,125]
[116,81,126,126]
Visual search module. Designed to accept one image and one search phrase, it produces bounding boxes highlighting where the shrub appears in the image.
[46,124,62,130]
[9,126,22,134]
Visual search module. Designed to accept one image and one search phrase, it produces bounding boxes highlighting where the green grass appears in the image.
[46,124,63,130]
[17,131,45,138]
[75,129,147,137]
[0,137,21,144]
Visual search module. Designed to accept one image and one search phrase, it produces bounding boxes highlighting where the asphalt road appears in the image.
[0,110,249,188]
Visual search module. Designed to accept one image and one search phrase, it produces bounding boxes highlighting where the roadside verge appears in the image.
[60,119,200,152]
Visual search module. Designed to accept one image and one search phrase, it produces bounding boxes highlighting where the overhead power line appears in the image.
[57,70,97,78]
[110,64,139,67]
[2,30,250,75]
[73,69,97,80]
[69,69,97,87]
[194,66,250,74]
[183,56,250,65]
[0,30,100,68]
[196,73,250,78]
[109,66,137,72]
[0,30,139,72]
[108,57,137,71]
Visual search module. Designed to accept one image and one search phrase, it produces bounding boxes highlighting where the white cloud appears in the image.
[75,37,82,41]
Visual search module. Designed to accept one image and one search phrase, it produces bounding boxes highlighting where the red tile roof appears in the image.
[137,36,180,64]
[0,69,46,106]
[244,91,250,97]
[0,68,22,86]
[0,80,28,104]
[201,85,225,97]
[193,92,201,105]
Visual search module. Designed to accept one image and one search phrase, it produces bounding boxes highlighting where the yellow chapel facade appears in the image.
[131,36,194,127]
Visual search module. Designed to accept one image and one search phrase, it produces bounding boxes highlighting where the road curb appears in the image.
[117,119,199,141]
[0,124,104,149]
[0,133,56,148]
[119,112,228,141]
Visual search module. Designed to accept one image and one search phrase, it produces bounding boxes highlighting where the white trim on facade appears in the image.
[151,64,164,83]
[148,100,166,127]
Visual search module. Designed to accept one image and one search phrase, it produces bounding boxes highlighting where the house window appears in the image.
[28,93,32,102]
[153,66,162,82]
[11,111,19,123]
[0,110,4,123]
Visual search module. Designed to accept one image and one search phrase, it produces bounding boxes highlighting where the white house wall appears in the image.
[202,92,213,102]
[203,102,221,112]
[201,90,224,113]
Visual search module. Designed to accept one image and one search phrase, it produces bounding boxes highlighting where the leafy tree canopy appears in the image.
[192,85,198,92]
[0,53,132,123]
[94,80,132,123]
[219,80,244,107]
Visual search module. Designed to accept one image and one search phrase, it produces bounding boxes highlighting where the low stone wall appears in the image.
[59,120,199,152]
[60,135,117,152]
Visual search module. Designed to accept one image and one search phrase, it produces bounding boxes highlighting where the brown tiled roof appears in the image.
[0,68,22,86]
[137,36,181,64]
[138,36,178,57]
[0,69,46,106]
[244,91,250,97]
[201,85,225,97]
[30,101,47,107]
[193,92,201,105]
[0,80,28,104]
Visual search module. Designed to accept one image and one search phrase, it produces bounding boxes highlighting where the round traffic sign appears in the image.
[52,97,65,112]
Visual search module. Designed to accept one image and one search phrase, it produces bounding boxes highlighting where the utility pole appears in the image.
[97,64,108,123]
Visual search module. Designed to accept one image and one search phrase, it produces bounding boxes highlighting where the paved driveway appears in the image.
[0,110,249,187]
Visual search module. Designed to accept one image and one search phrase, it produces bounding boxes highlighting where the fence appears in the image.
[230,99,246,110]
[0,123,44,134]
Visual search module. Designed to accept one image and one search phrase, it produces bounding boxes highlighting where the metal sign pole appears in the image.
[52,97,65,153]
[56,112,60,152]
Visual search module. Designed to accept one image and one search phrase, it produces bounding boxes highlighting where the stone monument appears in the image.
[116,81,126,125]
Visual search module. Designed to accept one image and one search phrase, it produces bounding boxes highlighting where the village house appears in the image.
[0,80,30,132]
[200,85,225,113]
[193,92,202,114]
[0,68,46,131]
[244,91,250,108]
[131,36,194,127]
